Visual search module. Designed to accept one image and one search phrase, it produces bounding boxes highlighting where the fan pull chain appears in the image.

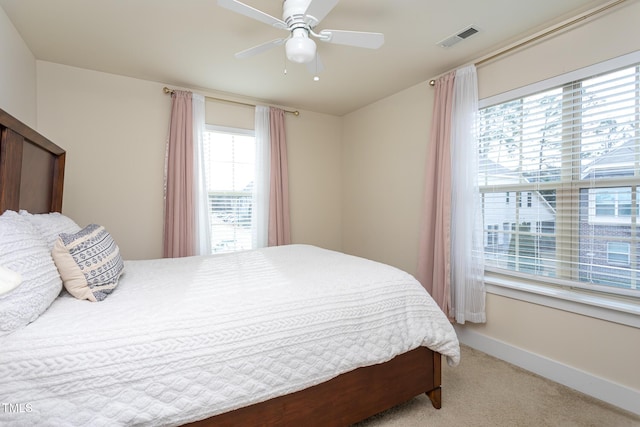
[283,51,288,76]
[313,51,319,81]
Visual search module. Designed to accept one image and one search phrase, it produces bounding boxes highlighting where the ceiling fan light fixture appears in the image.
[285,28,316,63]
[219,0,384,73]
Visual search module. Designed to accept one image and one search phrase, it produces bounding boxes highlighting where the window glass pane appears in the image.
[204,131,256,254]
[208,163,233,191]
[520,90,564,183]
[579,188,635,289]
[595,189,616,216]
[590,187,632,219]
[581,67,639,178]
[483,191,557,277]
[232,162,254,192]
[479,88,564,186]
[617,189,632,216]
[209,133,234,162]
[608,242,630,257]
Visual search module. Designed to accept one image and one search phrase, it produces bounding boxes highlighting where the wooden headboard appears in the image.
[0,108,65,214]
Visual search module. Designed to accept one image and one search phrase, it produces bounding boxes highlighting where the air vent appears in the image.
[437,25,480,48]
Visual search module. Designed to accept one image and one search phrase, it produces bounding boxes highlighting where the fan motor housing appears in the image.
[283,0,312,26]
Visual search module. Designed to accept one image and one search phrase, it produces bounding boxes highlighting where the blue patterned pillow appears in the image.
[52,224,124,302]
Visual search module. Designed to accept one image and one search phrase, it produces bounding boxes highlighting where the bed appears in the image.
[0,107,460,426]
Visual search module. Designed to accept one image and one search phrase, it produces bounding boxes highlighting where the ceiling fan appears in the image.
[218,0,384,74]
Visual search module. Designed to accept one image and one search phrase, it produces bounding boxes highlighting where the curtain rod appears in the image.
[163,87,300,116]
[428,0,627,86]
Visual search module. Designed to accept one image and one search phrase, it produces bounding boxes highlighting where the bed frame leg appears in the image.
[426,386,442,409]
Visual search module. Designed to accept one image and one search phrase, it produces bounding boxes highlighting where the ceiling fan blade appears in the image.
[218,0,287,29]
[304,0,339,26]
[319,30,384,49]
[235,38,286,59]
[306,53,325,75]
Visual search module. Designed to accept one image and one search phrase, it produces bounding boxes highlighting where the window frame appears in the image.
[479,50,640,326]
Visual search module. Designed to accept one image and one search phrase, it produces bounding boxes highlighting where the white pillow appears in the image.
[52,224,124,302]
[20,210,82,249]
[0,210,62,336]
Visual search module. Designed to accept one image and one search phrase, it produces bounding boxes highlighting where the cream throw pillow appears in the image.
[52,224,124,302]
[0,265,22,295]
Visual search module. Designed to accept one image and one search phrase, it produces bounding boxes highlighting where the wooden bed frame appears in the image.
[0,107,443,426]
[0,109,65,214]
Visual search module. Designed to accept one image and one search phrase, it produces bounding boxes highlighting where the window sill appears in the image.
[484,273,640,329]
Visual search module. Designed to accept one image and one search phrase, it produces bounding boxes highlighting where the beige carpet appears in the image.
[356,345,640,427]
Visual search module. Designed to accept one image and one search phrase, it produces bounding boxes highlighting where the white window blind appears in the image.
[478,60,640,298]
[203,127,256,253]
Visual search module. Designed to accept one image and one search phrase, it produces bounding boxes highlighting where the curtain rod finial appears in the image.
[429,80,436,87]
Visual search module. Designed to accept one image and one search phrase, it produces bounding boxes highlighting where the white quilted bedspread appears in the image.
[0,245,459,426]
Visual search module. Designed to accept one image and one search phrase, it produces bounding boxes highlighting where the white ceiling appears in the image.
[0,0,613,116]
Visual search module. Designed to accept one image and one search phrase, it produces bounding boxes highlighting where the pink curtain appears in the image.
[416,72,456,317]
[268,107,291,246]
[163,90,195,258]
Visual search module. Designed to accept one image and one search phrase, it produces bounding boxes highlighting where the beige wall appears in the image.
[287,109,343,250]
[36,62,169,260]
[36,61,342,260]
[341,0,640,400]
[342,80,433,274]
[0,5,36,127]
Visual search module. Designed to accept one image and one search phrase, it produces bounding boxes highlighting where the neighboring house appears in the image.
[480,157,556,273]
[578,140,639,288]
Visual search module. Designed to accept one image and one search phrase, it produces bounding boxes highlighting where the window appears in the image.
[517,192,533,208]
[203,126,256,253]
[607,242,630,266]
[478,56,640,299]
[588,187,633,223]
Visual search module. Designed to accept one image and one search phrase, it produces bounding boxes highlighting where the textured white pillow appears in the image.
[20,210,82,249]
[0,210,62,336]
[52,224,124,302]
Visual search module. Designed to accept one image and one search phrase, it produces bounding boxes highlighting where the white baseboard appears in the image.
[454,325,640,416]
